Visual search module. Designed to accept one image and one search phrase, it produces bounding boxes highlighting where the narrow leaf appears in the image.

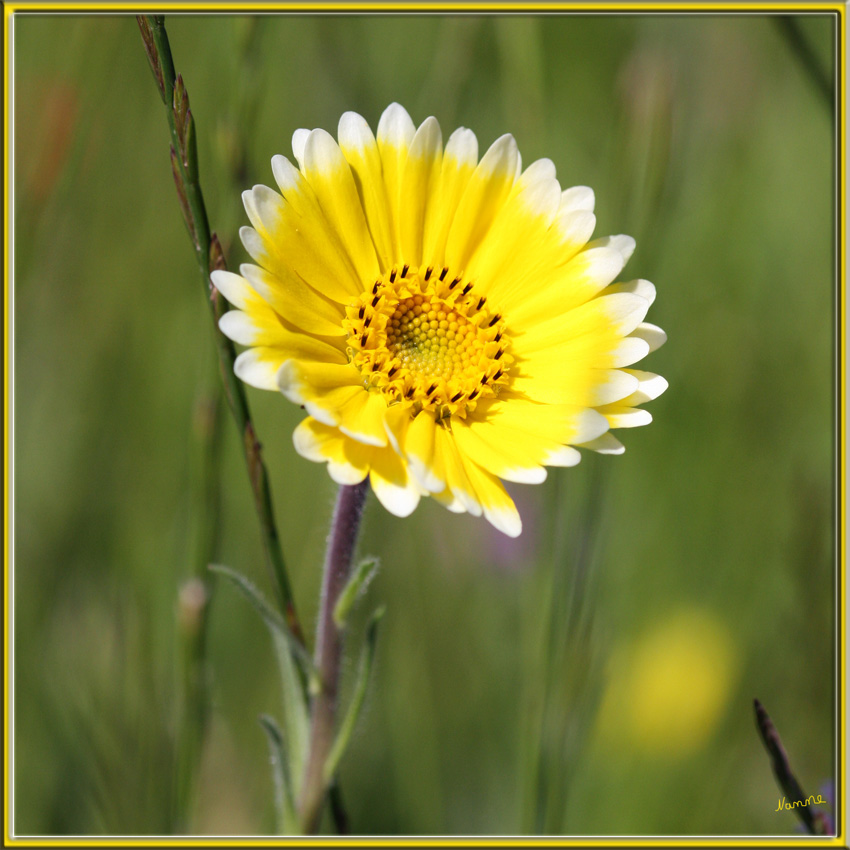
[208,563,315,680]
[333,556,379,630]
[271,630,311,799]
[212,564,313,799]
[258,714,298,834]
[323,606,385,783]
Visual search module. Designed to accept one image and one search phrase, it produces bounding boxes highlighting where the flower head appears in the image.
[213,104,667,537]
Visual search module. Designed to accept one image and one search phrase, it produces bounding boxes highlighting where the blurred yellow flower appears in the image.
[213,104,666,536]
[596,609,736,757]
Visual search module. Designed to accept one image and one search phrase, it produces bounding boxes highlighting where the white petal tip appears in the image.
[407,456,446,494]
[609,234,636,263]
[218,310,258,346]
[501,466,548,484]
[544,446,582,467]
[638,373,669,401]
[479,133,519,176]
[634,323,668,352]
[579,433,626,455]
[560,185,595,213]
[610,278,656,306]
[271,154,298,192]
[371,476,421,518]
[377,103,416,145]
[211,270,252,311]
[328,462,369,486]
[292,127,310,166]
[338,111,372,151]
[234,350,278,391]
[485,508,522,538]
[275,360,301,399]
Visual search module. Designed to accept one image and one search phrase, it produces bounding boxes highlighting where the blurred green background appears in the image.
[12,11,837,837]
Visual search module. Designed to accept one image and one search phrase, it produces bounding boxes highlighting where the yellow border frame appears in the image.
[0,2,847,11]
[2,2,845,847]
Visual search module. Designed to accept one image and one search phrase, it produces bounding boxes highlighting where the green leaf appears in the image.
[323,605,385,783]
[209,563,314,678]
[271,629,310,797]
[258,714,298,834]
[210,564,313,797]
[333,556,379,630]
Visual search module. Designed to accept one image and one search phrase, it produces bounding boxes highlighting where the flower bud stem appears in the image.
[298,481,370,834]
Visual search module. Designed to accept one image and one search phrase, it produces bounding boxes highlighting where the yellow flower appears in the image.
[594,609,737,758]
[213,104,666,537]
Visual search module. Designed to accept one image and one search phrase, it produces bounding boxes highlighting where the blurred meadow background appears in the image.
[12,11,838,837]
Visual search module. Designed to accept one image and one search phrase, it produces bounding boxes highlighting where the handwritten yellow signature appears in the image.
[775,795,827,812]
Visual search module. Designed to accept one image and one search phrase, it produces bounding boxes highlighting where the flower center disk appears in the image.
[344,265,512,419]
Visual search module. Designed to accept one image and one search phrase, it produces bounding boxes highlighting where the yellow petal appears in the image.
[607,336,651,368]
[432,425,523,535]
[239,225,272,269]
[509,309,642,406]
[292,417,370,485]
[514,322,629,375]
[337,390,390,447]
[382,401,415,453]
[302,129,381,285]
[468,396,608,452]
[445,133,519,271]
[277,360,364,427]
[240,262,345,338]
[501,244,636,330]
[245,182,362,305]
[220,309,346,361]
[338,112,395,272]
[400,116,443,266]
[433,425,482,516]
[466,162,563,306]
[421,127,478,266]
[458,453,522,538]
[248,163,365,303]
[214,268,348,347]
[510,365,639,406]
[376,103,416,256]
[369,446,422,517]
[402,409,444,493]
[233,348,287,391]
[513,291,650,353]
[211,269,255,311]
[294,416,420,514]
[451,419,547,484]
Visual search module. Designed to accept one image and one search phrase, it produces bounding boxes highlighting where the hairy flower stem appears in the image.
[298,482,370,834]
[137,15,303,642]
